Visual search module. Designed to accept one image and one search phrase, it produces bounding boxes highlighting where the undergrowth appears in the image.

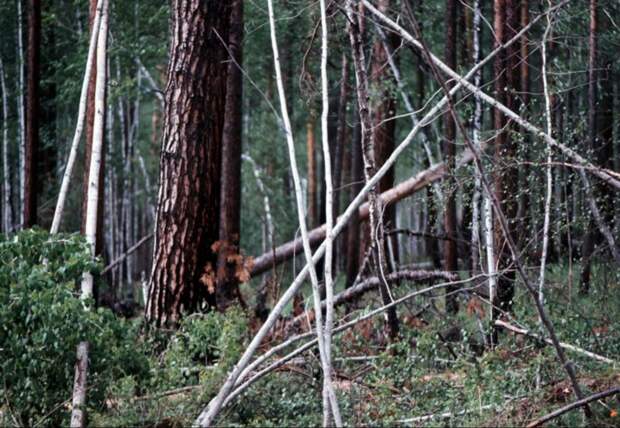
[1,230,618,426]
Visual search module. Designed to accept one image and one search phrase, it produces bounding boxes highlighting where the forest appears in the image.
[0,0,619,426]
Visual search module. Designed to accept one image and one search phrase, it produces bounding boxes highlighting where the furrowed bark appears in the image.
[216,0,244,310]
[146,0,231,326]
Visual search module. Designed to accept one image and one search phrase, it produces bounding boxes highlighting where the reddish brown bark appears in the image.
[146,0,231,327]
[371,0,399,268]
[493,0,519,318]
[518,0,530,245]
[306,114,318,228]
[23,0,41,227]
[444,0,459,313]
[216,0,244,310]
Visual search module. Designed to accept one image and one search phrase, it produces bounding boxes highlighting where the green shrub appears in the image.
[0,229,149,426]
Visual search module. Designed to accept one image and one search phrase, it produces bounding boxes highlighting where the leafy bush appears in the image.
[0,229,149,426]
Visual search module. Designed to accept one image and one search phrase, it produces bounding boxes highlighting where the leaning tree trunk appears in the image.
[146,0,231,327]
[23,0,41,228]
[81,0,106,257]
[216,0,244,310]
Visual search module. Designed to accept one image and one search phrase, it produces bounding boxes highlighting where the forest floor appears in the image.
[88,261,619,427]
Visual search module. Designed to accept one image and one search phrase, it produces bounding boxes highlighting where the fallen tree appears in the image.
[251,147,477,276]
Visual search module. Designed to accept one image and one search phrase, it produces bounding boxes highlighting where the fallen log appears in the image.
[251,148,477,276]
[284,269,458,333]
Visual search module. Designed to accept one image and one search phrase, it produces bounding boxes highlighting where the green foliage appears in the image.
[0,229,149,426]
[92,308,249,427]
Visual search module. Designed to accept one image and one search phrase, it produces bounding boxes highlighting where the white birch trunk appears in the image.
[0,58,12,233]
[50,0,104,234]
[69,341,89,428]
[16,0,25,229]
[80,0,108,300]
[470,0,483,273]
[318,0,341,425]
[538,13,554,306]
[242,154,274,254]
[71,3,108,425]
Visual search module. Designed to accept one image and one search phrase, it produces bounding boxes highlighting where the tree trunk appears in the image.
[0,59,11,233]
[444,0,459,313]
[345,120,362,288]
[23,0,41,228]
[517,0,530,245]
[580,0,597,294]
[16,0,26,229]
[216,0,244,310]
[492,0,519,321]
[146,0,231,327]
[371,0,399,270]
[306,114,318,228]
[347,0,399,338]
[81,0,106,257]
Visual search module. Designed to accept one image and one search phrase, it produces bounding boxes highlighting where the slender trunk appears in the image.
[371,0,399,267]
[81,0,105,258]
[518,0,530,244]
[23,0,41,227]
[146,0,231,326]
[347,0,399,339]
[538,9,555,307]
[51,0,103,234]
[217,0,244,310]
[345,120,362,289]
[444,0,459,313]
[80,0,108,300]
[0,59,11,233]
[470,0,482,274]
[71,0,108,424]
[580,0,598,293]
[17,0,26,229]
[306,114,318,227]
[492,0,517,320]
[69,341,90,428]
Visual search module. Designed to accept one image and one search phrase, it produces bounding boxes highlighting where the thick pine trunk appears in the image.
[216,0,244,310]
[23,0,41,227]
[146,0,231,327]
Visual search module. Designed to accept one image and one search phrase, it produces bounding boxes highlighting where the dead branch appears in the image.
[526,386,620,428]
[284,269,458,333]
[101,233,153,275]
[494,320,616,365]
